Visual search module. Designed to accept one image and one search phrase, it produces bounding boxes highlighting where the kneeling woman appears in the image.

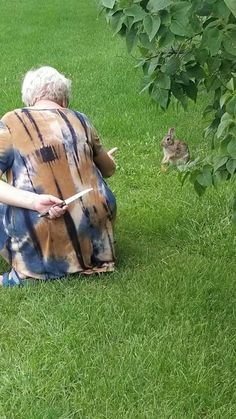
[0,66,117,286]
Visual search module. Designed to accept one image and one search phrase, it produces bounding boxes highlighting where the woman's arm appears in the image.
[0,179,67,219]
[93,147,117,178]
[83,117,117,178]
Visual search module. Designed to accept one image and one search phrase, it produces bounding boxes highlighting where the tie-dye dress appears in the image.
[0,108,116,279]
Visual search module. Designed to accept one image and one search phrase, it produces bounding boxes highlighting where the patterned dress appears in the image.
[0,109,116,279]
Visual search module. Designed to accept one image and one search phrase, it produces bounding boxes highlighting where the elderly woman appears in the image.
[0,66,117,286]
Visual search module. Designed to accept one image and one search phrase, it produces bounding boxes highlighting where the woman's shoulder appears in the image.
[66,110,95,133]
[1,108,24,122]
[0,120,7,128]
[69,109,90,122]
[0,118,12,139]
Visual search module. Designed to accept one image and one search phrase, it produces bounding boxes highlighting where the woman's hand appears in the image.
[33,195,68,219]
[93,147,117,178]
[107,147,118,163]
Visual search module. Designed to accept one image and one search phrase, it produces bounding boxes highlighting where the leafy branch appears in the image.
[101,0,236,218]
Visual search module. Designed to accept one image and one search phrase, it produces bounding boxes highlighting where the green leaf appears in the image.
[220,136,232,153]
[191,15,202,34]
[229,125,236,137]
[123,15,135,30]
[194,48,209,65]
[194,180,206,196]
[158,28,175,48]
[224,0,236,18]
[178,170,190,186]
[226,96,236,117]
[216,119,232,138]
[147,56,160,76]
[213,1,231,19]
[143,15,152,38]
[102,0,116,8]
[184,81,197,102]
[201,27,222,56]
[160,10,171,25]
[207,57,221,73]
[212,169,229,185]
[126,26,137,52]
[223,30,236,56]
[110,11,125,34]
[203,104,214,117]
[143,15,161,41]
[171,2,191,13]
[213,155,228,171]
[162,56,180,75]
[170,19,190,36]
[171,82,188,109]
[124,5,146,22]
[227,138,236,158]
[176,71,190,85]
[151,85,169,109]
[204,75,221,92]
[156,72,171,89]
[220,112,232,122]
[226,158,236,174]
[169,3,194,36]
[195,3,213,16]
[220,91,232,108]
[181,50,194,63]
[196,167,213,187]
[186,64,205,80]
[140,80,153,94]
[139,32,156,50]
[216,112,234,138]
[226,78,235,92]
[147,0,172,12]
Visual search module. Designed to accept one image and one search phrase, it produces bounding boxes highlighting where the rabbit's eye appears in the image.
[166,137,170,141]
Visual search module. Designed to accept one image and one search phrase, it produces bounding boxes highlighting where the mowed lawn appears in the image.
[0,0,235,418]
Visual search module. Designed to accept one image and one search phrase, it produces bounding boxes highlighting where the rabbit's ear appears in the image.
[168,127,175,137]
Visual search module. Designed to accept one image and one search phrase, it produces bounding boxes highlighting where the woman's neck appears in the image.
[31,99,64,109]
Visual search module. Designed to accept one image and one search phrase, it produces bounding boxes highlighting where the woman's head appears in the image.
[21,66,72,107]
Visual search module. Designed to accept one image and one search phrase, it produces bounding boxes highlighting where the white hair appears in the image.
[21,66,72,106]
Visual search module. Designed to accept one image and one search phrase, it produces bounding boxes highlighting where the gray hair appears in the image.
[21,66,72,106]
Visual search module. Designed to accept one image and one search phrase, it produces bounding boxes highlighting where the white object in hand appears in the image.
[108,147,118,156]
[38,188,93,218]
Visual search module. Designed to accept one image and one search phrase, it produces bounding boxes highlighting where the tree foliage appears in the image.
[101,0,236,215]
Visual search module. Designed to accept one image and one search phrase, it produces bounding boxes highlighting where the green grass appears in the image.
[0,0,235,418]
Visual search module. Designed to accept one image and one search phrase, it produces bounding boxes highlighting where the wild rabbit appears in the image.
[161,128,190,165]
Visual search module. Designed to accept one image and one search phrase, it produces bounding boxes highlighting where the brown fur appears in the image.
[161,128,190,164]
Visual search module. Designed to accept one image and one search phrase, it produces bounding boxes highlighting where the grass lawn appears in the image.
[0,0,235,417]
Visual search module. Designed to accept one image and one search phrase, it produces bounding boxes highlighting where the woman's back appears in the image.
[0,108,116,279]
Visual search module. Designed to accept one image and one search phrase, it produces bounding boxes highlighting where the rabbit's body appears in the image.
[161,128,190,164]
